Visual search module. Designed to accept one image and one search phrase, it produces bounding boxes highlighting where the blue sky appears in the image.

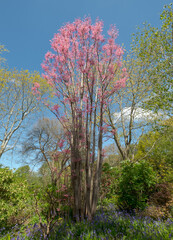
[0,0,171,169]
[0,0,171,72]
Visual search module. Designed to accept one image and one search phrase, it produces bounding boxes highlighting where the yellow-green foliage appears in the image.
[0,43,50,100]
[0,167,30,228]
[0,44,8,66]
[0,68,49,96]
[135,118,173,181]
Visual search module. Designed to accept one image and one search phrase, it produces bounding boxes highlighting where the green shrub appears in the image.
[100,195,119,211]
[117,160,156,210]
[100,163,120,198]
[0,167,30,230]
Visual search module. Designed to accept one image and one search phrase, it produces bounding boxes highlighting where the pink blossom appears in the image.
[107,25,118,38]
[52,104,59,111]
[34,82,40,88]
[45,51,54,60]
[115,47,124,57]
[58,139,65,148]
[111,129,117,135]
[122,78,126,88]
[63,149,70,154]
[41,63,49,71]
[36,19,126,200]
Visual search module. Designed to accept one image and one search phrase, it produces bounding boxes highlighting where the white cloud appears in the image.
[114,107,165,123]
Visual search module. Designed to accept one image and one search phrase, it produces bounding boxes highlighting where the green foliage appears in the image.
[0,44,8,66]
[0,167,30,229]
[15,165,30,177]
[37,162,52,186]
[0,68,49,158]
[100,195,119,210]
[133,4,173,115]
[99,163,121,210]
[28,178,72,238]
[100,163,120,200]
[135,120,173,181]
[117,160,156,210]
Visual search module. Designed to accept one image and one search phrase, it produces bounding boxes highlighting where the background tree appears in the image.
[106,4,172,161]
[34,17,127,220]
[106,40,158,161]
[21,117,70,186]
[15,165,40,187]
[0,67,48,159]
[21,118,72,238]
[103,143,121,167]
[135,4,173,115]
[135,117,173,181]
[0,44,50,159]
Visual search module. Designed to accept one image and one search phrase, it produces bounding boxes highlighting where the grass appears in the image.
[1,207,173,240]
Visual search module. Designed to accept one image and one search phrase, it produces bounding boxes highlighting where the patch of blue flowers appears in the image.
[1,209,173,240]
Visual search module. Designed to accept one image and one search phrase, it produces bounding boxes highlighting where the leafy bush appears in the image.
[138,204,171,220]
[29,181,73,238]
[135,126,173,181]
[98,163,120,210]
[117,160,156,210]
[100,163,120,199]
[99,195,119,211]
[0,167,30,230]
[149,183,172,206]
[140,182,173,219]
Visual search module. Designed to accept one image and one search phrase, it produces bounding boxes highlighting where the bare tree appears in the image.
[103,143,121,167]
[21,117,70,185]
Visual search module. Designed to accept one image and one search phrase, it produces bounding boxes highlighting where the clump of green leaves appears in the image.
[99,163,120,209]
[117,160,156,210]
[137,3,173,115]
[0,166,30,230]
[135,117,173,182]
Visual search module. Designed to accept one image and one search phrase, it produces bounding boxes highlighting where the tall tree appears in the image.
[33,18,127,220]
[106,4,172,160]
[0,45,48,159]
[135,4,173,115]
[106,43,158,160]
[0,68,44,158]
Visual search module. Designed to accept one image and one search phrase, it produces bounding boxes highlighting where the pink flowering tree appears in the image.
[33,17,127,220]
